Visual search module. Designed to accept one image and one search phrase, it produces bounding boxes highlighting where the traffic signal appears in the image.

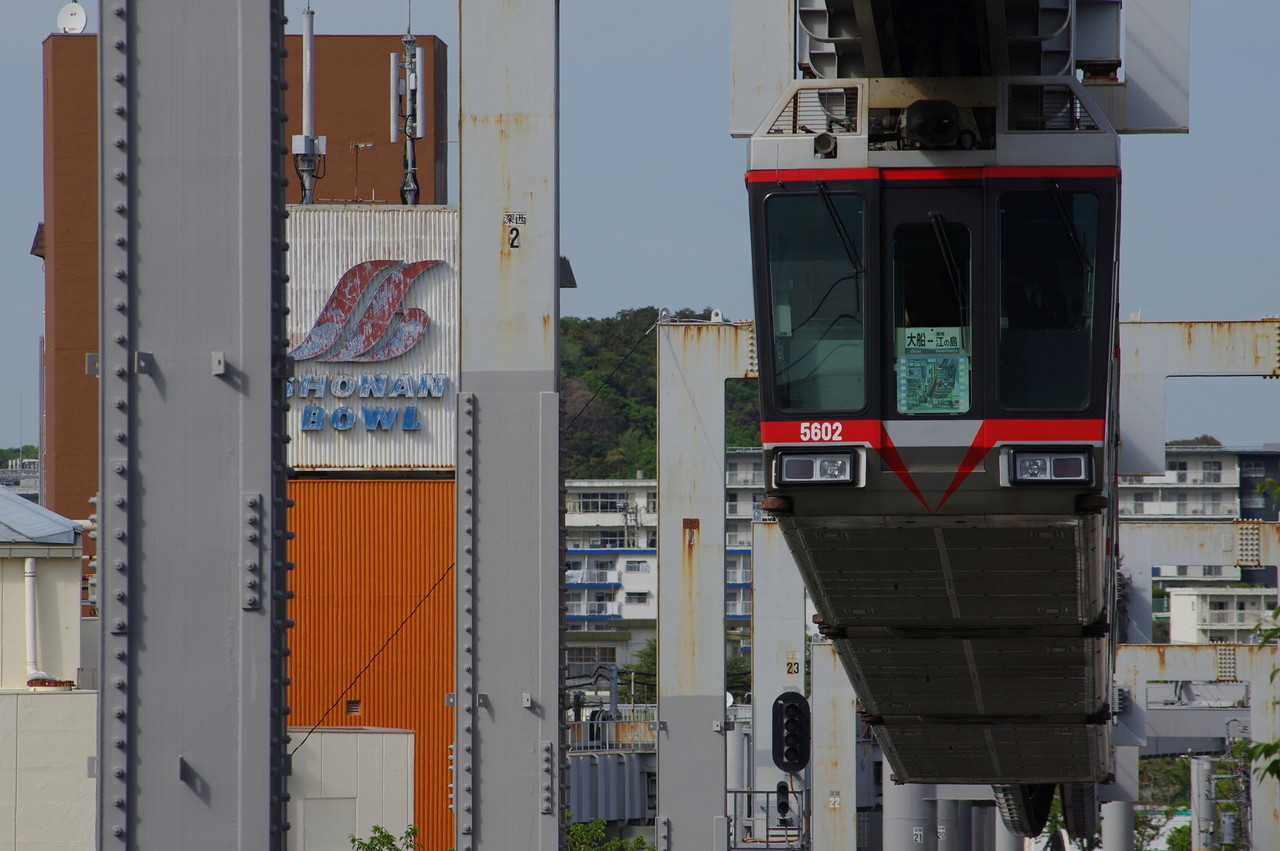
[776,780,792,823]
[771,691,811,773]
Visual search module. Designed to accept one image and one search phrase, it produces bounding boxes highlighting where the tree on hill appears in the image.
[1165,434,1221,446]
[561,308,759,479]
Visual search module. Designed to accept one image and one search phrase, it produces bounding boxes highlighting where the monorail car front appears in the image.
[748,77,1121,838]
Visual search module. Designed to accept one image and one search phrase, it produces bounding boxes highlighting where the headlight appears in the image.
[1010,451,1091,484]
[776,452,856,484]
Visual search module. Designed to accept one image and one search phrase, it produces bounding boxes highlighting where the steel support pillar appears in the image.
[1114,644,1280,850]
[956,801,974,851]
[728,0,796,137]
[656,318,754,850]
[992,822,1023,851]
[750,519,807,794]
[1100,801,1135,851]
[455,2,563,850]
[937,799,960,851]
[809,639,862,849]
[884,781,937,851]
[969,803,995,850]
[96,1,288,847]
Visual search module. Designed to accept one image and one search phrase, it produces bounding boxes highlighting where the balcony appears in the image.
[566,601,622,619]
[1118,504,1239,518]
[1152,565,1242,582]
[725,533,753,548]
[725,600,753,618]
[725,568,753,586]
[1196,609,1277,629]
[566,569,622,588]
[726,470,765,487]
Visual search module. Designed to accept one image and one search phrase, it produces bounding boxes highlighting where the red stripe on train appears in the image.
[761,418,1104,447]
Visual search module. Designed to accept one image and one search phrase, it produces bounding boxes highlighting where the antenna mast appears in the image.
[292,4,326,204]
[397,29,421,205]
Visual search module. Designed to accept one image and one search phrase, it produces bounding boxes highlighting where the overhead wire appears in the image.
[565,317,659,431]
[290,561,454,756]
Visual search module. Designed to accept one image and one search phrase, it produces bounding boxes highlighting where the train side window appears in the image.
[892,221,971,415]
[997,191,1098,410]
[764,193,867,412]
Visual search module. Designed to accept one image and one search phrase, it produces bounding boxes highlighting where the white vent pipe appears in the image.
[25,557,52,682]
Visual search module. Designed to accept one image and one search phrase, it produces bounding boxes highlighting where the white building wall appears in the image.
[0,691,96,850]
[286,727,415,851]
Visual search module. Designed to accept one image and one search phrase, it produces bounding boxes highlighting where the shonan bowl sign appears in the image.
[287,260,448,433]
[285,207,460,470]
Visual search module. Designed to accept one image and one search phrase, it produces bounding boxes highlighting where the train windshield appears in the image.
[893,220,972,415]
[764,192,867,412]
[998,190,1099,410]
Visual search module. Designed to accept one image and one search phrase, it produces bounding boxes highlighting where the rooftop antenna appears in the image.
[56,2,87,33]
[390,1,423,205]
[291,3,327,204]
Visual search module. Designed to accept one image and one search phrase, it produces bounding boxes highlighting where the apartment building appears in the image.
[563,449,765,678]
[1120,445,1280,642]
[1117,444,1280,521]
[1168,587,1279,644]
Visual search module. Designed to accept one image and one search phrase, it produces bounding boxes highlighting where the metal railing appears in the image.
[566,716,657,752]
[1198,610,1277,628]
[566,601,621,618]
[566,569,621,586]
[726,787,808,850]
[725,569,754,585]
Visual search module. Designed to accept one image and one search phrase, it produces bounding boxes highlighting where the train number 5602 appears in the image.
[798,421,843,442]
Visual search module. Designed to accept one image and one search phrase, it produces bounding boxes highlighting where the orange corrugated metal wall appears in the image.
[288,480,454,846]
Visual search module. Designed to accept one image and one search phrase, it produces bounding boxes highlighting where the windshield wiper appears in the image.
[815,181,865,277]
[1048,180,1095,275]
[927,211,967,315]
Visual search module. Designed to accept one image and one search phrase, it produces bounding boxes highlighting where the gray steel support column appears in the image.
[97,1,289,847]
[1100,801,1135,851]
[937,799,960,851]
[656,319,753,850]
[809,639,860,848]
[992,822,1022,851]
[750,519,807,793]
[969,803,994,851]
[884,781,937,851]
[455,2,563,850]
[729,0,796,137]
[957,802,974,851]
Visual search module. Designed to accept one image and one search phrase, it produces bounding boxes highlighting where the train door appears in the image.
[880,184,984,420]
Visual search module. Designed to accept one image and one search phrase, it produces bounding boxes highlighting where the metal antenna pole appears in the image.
[399,33,420,205]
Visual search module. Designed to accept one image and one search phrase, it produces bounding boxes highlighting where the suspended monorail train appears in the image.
[749,77,1119,838]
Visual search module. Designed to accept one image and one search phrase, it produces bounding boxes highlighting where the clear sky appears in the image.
[1,1,1276,450]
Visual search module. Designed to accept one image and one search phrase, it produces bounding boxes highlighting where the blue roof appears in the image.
[0,489,81,545]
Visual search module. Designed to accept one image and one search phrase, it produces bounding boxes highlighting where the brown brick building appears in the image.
[40,32,448,521]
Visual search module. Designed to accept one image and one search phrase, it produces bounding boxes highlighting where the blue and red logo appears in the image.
[290,260,442,363]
